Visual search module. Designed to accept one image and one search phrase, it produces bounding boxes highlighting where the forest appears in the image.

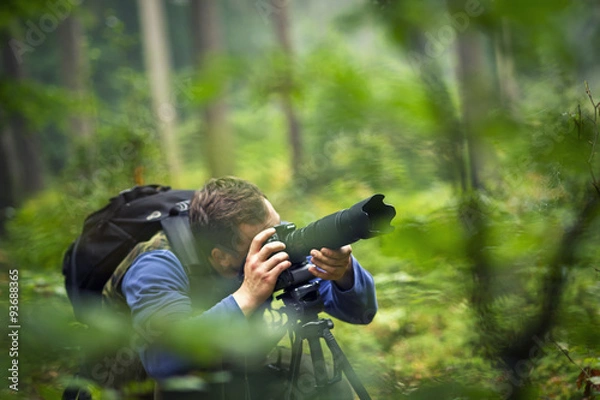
[1,0,600,399]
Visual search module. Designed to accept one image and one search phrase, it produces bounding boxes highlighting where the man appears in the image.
[103,177,377,398]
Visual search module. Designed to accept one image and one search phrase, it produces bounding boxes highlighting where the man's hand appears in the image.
[308,245,354,290]
[233,228,291,316]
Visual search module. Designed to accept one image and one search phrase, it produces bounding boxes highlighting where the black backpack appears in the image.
[62,184,200,323]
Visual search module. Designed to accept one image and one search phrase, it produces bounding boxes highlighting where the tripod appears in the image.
[276,281,372,400]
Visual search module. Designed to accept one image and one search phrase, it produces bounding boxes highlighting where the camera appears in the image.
[269,194,396,291]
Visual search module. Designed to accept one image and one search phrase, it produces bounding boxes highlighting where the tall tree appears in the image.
[0,107,19,235]
[138,0,182,185]
[493,18,520,114]
[191,0,233,178]
[58,14,94,142]
[0,35,20,212]
[271,2,302,178]
[0,29,44,199]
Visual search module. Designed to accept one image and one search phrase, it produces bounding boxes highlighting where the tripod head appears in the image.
[276,280,324,320]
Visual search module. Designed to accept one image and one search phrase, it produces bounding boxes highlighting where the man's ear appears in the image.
[210,247,229,266]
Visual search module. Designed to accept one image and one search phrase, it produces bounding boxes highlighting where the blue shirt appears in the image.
[122,249,377,379]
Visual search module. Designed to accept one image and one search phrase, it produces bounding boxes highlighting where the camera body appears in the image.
[266,222,315,292]
[265,222,297,246]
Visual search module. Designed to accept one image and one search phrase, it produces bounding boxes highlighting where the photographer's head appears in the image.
[189,176,280,278]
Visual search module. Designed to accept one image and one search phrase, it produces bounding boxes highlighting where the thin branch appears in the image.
[585,81,600,114]
[584,82,600,194]
[577,103,582,140]
[585,81,599,165]
[551,338,590,379]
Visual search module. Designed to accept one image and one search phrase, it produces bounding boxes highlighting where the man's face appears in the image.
[211,198,281,278]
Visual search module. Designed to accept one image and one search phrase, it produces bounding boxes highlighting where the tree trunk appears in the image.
[58,14,94,142]
[455,31,488,192]
[271,2,302,178]
[138,0,182,185]
[1,30,44,199]
[0,112,20,235]
[0,33,23,212]
[191,0,233,178]
[406,28,468,191]
[493,18,520,115]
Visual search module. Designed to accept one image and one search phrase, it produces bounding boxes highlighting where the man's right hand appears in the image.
[232,228,291,316]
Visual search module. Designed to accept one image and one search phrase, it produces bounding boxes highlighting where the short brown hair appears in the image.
[189,176,268,256]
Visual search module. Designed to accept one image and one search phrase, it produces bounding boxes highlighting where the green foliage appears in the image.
[3,0,600,399]
[0,0,55,29]
[5,190,78,270]
[296,35,437,192]
[5,65,166,273]
[0,80,71,131]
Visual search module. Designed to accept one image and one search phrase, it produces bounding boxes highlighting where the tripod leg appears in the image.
[286,333,304,400]
[322,328,372,400]
[306,336,329,388]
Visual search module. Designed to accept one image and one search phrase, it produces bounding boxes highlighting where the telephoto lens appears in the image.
[272,194,396,291]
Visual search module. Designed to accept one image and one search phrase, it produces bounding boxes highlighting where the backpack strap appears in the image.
[118,184,170,204]
[68,238,82,320]
[161,200,202,276]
